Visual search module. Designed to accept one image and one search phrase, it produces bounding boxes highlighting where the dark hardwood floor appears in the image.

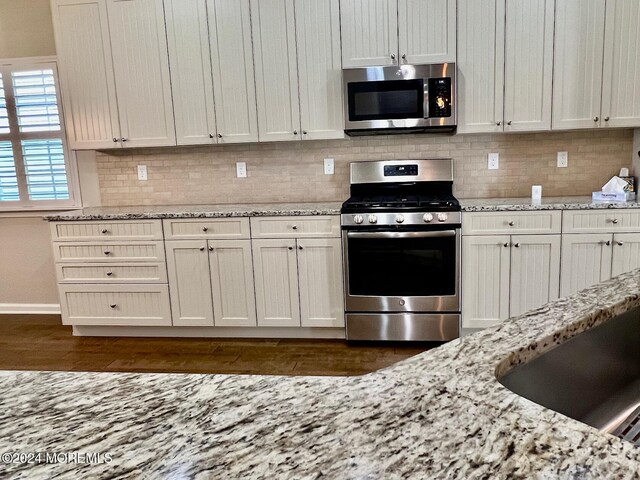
[0,315,434,376]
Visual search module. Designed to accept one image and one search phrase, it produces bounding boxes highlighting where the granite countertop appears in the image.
[461,196,640,211]
[3,272,640,478]
[43,202,343,221]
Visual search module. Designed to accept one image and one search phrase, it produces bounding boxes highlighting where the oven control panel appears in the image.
[341,211,461,227]
[383,164,418,177]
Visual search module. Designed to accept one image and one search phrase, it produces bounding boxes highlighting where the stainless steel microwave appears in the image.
[343,63,456,136]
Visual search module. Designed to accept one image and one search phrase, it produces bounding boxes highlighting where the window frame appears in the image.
[0,56,81,212]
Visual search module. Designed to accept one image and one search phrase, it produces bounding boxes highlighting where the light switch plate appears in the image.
[137,165,147,181]
[557,151,568,168]
[488,153,499,170]
[324,158,334,175]
[236,162,247,178]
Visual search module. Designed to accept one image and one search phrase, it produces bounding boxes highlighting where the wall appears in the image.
[97,129,633,206]
[0,0,56,58]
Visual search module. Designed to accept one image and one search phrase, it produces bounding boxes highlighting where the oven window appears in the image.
[347,234,456,297]
[348,79,424,121]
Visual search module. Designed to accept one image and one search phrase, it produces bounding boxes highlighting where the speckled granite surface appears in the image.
[43,202,343,221]
[462,196,640,211]
[3,271,640,478]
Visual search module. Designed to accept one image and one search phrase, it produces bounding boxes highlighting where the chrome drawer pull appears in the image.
[101,228,109,234]
[202,226,209,232]
[612,219,619,224]
[103,250,111,255]
[106,271,113,277]
[109,304,117,309]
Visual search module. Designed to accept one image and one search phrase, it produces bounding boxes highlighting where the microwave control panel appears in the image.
[428,78,452,118]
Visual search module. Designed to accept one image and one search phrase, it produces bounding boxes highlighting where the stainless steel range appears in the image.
[341,159,460,341]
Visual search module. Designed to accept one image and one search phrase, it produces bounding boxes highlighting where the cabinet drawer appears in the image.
[562,210,640,233]
[462,211,562,235]
[163,218,250,239]
[50,220,163,241]
[250,216,340,238]
[59,284,171,326]
[53,241,165,263]
[56,263,167,284]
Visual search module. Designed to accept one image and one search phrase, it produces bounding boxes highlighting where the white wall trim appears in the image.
[0,304,61,315]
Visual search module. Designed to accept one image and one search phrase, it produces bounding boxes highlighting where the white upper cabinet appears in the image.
[340,0,398,67]
[456,0,505,133]
[601,0,640,128]
[295,0,344,140]
[552,0,606,130]
[207,0,259,143]
[251,0,301,142]
[398,0,456,64]
[502,0,554,131]
[164,0,217,145]
[51,0,121,149]
[106,0,176,147]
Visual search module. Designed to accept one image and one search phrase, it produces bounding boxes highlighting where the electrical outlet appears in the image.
[557,151,568,168]
[236,162,247,178]
[488,153,499,170]
[324,158,334,175]
[137,165,147,181]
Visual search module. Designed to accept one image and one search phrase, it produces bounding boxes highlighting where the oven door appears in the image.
[343,229,460,312]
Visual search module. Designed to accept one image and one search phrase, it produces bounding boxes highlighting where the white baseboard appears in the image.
[0,303,61,315]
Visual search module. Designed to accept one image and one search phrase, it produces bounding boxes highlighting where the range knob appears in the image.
[437,212,448,222]
[368,214,378,224]
[395,214,405,224]
[423,213,434,223]
[353,214,364,224]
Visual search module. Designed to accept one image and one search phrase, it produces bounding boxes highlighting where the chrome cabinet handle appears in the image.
[288,246,293,250]
[594,117,599,122]
[503,242,510,247]
[292,225,298,230]
[618,241,625,246]
[612,219,619,224]
[209,133,214,138]
[202,226,209,232]
[101,228,109,234]
[390,53,396,60]
[496,121,501,126]
[199,246,205,251]
[604,117,610,122]
[293,130,298,135]
[121,137,128,142]
[514,243,520,248]
[302,130,308,135]
[109,304,117,309]
[103,250,111,255]
[112,137,118,143]
[401,54,407,60]
[508,221,515,226]
[298,245,304,250]
[507,121,512,126]
[208,246,214,251]
[605,240,611,246]
[106,271,113,277]
[218,133,223,138]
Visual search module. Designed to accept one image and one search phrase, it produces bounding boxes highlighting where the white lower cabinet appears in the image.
[462,233,561,329]
[165,239,257,327]
[252,237,345,328]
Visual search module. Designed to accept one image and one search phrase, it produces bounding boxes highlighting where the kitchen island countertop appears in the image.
[2,269,640,477]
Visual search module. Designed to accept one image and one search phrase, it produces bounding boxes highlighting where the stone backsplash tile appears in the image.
[96,130,633,206]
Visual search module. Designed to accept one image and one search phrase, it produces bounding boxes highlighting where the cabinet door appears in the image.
[340,0,399,68]
[207,0,259,143]
[461,235,510,329]
[51,0,120,149]
[398,0,456,64]
[509,235,560,317]
[165,240,215,326]
[552,0,606,130]
[252,239,301,327]
[297,238,344,328]
[503,0,554,131]
[208,240,257,327]
[106,0,176,147]
[601,0,640,128]
[251,0,301,142]
[611,233,640,277]
[164,0,217,145]
[295,0,344,140]
[560,234,613,297]
[456,0,505,133]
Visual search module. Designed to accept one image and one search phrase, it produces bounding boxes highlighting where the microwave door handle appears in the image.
[346,230,456,239]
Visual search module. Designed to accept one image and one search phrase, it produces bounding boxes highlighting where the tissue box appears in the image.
[592,191,636,202]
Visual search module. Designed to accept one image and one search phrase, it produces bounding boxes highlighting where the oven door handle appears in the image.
[346,230,457,239]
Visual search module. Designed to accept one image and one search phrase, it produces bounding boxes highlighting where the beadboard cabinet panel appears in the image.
[207,0,259,143]
[340,0,398,67]
[106,0,176,147]
[503,0,554,131]
[601,0,640,128]
[51,0,121,149]
[251,0,301,142]
[552,0,606,130]
[461,235,510,329]
[456,0,505,133]
[297,238,344,328]
[295,0,344,140]
[165,240,215,326]
[509,234,560,317]
[560,233,613,297]
[208,240,257,327]
[164,0,217,145]
[50,220,163,242]
[398,0,456,64]
[56,262,168,284]
[611,233,640,277]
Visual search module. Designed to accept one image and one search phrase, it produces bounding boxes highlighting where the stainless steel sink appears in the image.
[499,307,640,446]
